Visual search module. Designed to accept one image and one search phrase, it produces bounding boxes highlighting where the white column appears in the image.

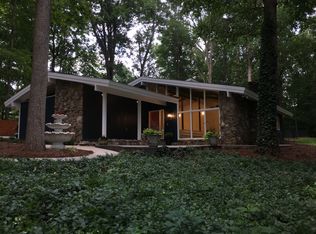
[102,93,107,137]
[137,100,142,140]
[17,104,21,139]
[190,88,192,139]
[203,90,206,135]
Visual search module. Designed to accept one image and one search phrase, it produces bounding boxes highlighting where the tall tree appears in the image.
[0,0,34,119]
[132,0,166,77]
[49,0,102,77]
[155,19,196,80]
[257,0,278,155]
[25,0,51,151]
[89,0,135,80]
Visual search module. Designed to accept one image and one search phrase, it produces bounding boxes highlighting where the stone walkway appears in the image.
[42,145,119,161]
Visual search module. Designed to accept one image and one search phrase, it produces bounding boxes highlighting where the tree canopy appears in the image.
[0,0,315,137]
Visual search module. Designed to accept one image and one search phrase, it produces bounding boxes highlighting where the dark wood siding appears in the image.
[82,85,102,140]
[107,94,137,139]
[19,96,55,139]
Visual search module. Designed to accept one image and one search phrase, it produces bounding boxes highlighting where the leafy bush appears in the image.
[143,128,162,136]
[0,151,315,233]
[204,130,219,139]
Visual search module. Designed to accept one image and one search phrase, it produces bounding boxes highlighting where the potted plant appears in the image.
[98,136,108,145]
[164,132,174,145]
[204,130,219,146]
[143,128,162,147]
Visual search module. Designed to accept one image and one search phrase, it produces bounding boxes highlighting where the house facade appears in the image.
[5,72,292,145]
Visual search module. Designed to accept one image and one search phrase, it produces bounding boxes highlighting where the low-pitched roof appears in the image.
[4,72,178,108]
[129,77,293,117]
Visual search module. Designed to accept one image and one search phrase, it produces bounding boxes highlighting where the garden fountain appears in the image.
[45,114,75,149]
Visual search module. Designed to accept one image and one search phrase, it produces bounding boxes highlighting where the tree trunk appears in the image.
[205,40,214,83]
[25,0,51,151]
[257,0,279,155]
[247,44,253,82]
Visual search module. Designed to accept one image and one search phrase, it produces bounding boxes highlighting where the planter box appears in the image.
[207,136,218,146]
[147,135,161,148]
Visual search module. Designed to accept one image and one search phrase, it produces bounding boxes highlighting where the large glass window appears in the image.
[178,89,220,139]
[205,91,218,108]
[179,88,190,111]
[205,110,220,133]
[192,111,205,138]
[179,112,191,138]
[191,89,204,110]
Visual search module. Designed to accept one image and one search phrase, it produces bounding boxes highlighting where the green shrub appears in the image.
[143,128,162,136]
[204,130,219,139]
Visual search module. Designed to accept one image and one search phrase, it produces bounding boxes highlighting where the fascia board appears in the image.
[4,85,30,107]
[48,72,110,87]
[130,77,245,95]
[95,85,167,106]
[108,80,178,104]
[128,77,143,86]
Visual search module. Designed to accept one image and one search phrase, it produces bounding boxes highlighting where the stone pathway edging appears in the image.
[33,145,119,161]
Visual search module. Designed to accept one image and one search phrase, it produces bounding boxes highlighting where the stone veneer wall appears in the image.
[54,80,84,143]
[219,92,257,145]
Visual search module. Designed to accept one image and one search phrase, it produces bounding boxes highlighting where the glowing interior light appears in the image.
[201,111,205,115]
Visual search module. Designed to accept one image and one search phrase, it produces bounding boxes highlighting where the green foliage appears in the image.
[113,63,135,84]
[0,0,34,119]
[143,128,162,136]
[89,0,137,80]
[0,151,315,232]
[256,1,278,154]
[204,130,219,140]
[294,138,316,146]
[155,19,196,80]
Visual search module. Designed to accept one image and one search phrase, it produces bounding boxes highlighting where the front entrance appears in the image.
[148,110,164,134]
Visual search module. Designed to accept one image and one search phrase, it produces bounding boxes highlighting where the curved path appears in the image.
[42,145,119,161]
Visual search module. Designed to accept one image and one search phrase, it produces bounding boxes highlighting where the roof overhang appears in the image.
[129,77,248,96]
[4,72,178,108]
[129,77,293,117]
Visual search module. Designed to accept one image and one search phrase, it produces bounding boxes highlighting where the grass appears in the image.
[0,149,315,233]
[294,137,316,146]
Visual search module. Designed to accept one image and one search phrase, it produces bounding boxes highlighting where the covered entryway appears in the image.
[148,110,164,133]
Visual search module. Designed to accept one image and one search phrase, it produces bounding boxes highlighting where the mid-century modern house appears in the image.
[4,72,292,144]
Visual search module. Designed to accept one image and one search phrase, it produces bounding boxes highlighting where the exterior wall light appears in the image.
[167,113,175,119]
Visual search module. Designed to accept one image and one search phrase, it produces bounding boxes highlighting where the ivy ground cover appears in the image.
[0,150,315,233]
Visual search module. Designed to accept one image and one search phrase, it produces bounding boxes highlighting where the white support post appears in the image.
[189,88,193,139]
[203,90,206,135]
[176,100,180,140]
[176,87,180,140]
[17,104,21,139]
[137,100,142,140]
[102,93,107,137]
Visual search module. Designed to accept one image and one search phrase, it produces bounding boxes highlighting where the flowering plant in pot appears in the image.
[204,130,219,146]
[143,128,162,147]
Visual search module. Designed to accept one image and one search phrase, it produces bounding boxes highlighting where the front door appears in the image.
[149,110,164,134]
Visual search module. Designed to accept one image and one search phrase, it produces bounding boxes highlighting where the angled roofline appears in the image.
[5,72,178,108]
[4,85,30,108]
[129,77,293,117]
[129,77,247,96]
